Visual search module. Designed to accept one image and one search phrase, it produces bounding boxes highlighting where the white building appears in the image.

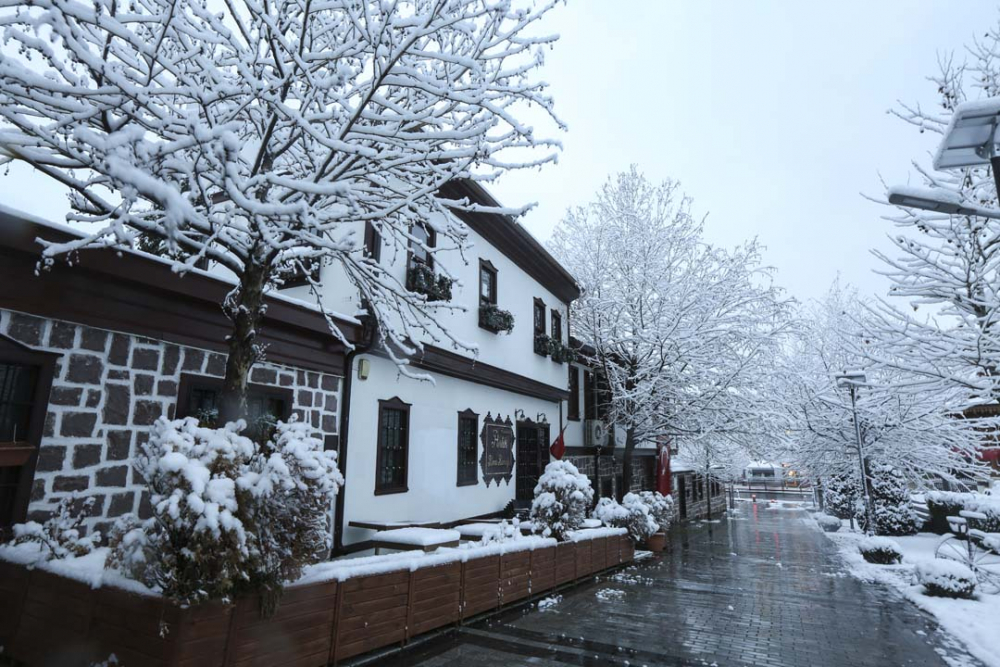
[282,180,581,550]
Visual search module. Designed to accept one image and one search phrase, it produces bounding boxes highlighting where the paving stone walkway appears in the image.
[376,502,983,667]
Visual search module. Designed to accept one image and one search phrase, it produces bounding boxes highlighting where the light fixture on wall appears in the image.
[514,409,525,421]
[536,413,547,424]
[357,358,371,381]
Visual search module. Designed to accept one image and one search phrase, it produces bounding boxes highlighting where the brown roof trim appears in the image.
[0,208,359,376]
[370,344,568,403]
[438,180,580,304]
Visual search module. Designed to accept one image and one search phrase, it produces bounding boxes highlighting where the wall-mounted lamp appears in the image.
[536,413,548,424]
[357,358,371,381]
[514,409,525,421]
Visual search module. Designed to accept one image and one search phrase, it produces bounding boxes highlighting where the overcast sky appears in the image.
[487,1,997,304]
[2,1,996,303]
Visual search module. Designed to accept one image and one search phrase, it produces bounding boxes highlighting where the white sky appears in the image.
[2,1,995,303]
[487,1,997,303]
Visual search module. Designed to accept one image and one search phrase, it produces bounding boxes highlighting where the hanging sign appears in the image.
[480,413,515,486]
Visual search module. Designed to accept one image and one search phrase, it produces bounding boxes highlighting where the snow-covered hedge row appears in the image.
[530,460,594,540]
[915,560,977,599]
[592,494,660,543]
[858,536,903,565]
[5,417,344,609]
[925,491,1000,536]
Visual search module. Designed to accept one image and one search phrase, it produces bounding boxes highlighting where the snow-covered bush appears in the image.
[592,494,659,543]
[476,519,524,546]
[823,474,861,520]
[858,536,903,565]
[638,491,673,532]
[915,560,977,599]
[530,461,594,541]
[857,463,918,536]
[815,514,842,533]
[12,495,101,559]
[109,416,343,608]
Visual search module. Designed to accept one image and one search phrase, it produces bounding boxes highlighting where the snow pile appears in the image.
[538,595,562,611]
[915,560,977,599]
[815,513,842,532]
[374,528,461,546]
[110,416,343,607]
[530,460,594,541]
[858,536,903,565]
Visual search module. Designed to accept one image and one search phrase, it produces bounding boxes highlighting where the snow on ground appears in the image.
[811,517,1000,667]
[537,595,562,611]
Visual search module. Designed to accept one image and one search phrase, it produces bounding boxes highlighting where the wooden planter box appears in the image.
[407,562,461,639]
[227,580,338,667]
[0,442,35,467]
[641,532,667,553]
[605,535,621,566]
[334,569,410,663]
[574,539,592,579]
[499,551,531,606]
[554,542,577,585]
[529,546,555,595]
[620,535,635,562]
[460,555,500,620]
[591,536,608,572]
[0,536,634,666]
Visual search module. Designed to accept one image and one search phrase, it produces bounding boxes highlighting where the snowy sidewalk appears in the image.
[376,503,984,667]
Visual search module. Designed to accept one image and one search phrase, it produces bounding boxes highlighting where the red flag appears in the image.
[550,425,567,460]
[656,441,672,496]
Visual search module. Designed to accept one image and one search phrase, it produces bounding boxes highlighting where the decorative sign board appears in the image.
[480,413,515,486]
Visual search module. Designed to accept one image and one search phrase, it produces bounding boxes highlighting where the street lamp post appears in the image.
[835,370,876,535]
[889,98,1000,218]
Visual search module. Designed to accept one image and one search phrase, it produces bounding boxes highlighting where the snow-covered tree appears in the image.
[871,14,1000,413]
[856,462,918,536]
[550,166,791,492]
[0,0,564,420]
[772,282,990,492]
[530,460,593,541]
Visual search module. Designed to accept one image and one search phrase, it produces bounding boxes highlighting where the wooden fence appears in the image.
[0,533,634,666]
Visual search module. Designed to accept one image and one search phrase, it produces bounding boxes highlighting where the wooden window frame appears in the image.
[375,396,411,495]
[408,223,436,270]
[533,298,546,337]
[456,408,479,487]
[175,373,293,423]
[550,309,562,344]
[364,221,382,263]
[567,365,580,422]
[0,334,58,533]
[479,259,498,306]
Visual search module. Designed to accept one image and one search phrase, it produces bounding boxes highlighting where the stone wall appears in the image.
[566,453,619,501]
[0,309,342,534]
[673,472,727,522]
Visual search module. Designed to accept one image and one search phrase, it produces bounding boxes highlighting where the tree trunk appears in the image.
[705,473,712,521]
[621,427,636,500]
[218,259,271,425]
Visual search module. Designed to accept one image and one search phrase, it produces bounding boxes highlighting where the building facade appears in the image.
[0,208,357,537]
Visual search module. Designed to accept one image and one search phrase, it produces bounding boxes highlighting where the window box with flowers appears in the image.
[407,263,454,302]
[534,334,551,357]
[479,303,515,334]
[549,341,577,364]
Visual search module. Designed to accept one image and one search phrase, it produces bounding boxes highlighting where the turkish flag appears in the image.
[550,426,567,460]
[656,442,672,496]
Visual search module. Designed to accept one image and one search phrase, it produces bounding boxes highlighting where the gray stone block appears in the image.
[53,475,90,492]
[66,354,103,384]
[7,312,44,345]
[102,384,131,425]
[72,443,102,468]
[108,334,131,366]
[62,412,98,438]
[133,400,163,425]
[80,328,108,352]
[107,430,132,460]
[132,347,160,371]
[96,465,128,487]
[51,387,83,406]
[48,320,77,348]
[108,491,136,517]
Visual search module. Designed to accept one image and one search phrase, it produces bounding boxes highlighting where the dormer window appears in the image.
[479,259,497,305]
[409,223,435,269]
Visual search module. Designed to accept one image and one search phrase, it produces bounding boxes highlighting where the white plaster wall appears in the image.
[342,353,560,546]
[298,214,572,391]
